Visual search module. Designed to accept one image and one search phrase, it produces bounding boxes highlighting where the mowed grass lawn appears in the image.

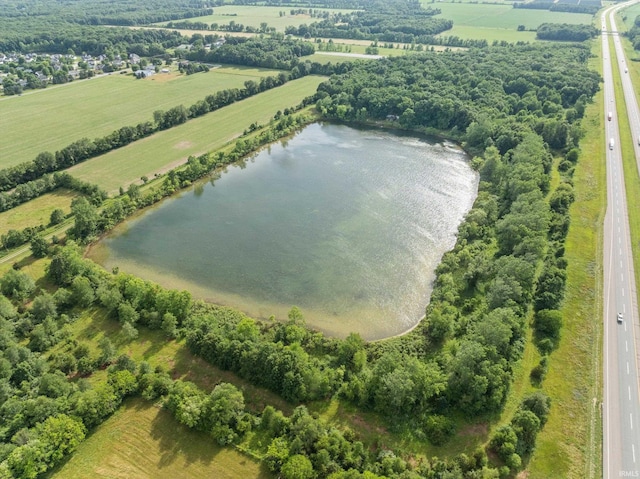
[0,66,281,169]
[429,2,594,42]
[0,189,75,236]
[49,397,272,479]
[68,75,326,193]
[157,5,356,32]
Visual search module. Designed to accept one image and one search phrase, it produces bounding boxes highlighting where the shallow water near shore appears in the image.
[91,123,478,340]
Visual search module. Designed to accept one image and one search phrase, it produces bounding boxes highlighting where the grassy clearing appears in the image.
[309,398,488,460]
[0,189,75,236]
[0,66,281,169]
[48,397,272,479]
[156,5,356,32]
[527,39,605,479]
[439,25,537,43]
[67,75,326,193]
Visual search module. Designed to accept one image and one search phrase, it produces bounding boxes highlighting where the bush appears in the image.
[424,414,456,446]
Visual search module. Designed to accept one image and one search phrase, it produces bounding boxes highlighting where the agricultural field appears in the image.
[0,66,282,169]
[155,5,356,32]
[50,397,271,479]
[68,75,326,192]
[430,2,594,42]
[0,189,75,236]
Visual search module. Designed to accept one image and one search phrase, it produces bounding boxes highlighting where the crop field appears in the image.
[427,2,594,42]
[0,66,281,169]
[68,75,326,192]
[432,2,594,28]
[50,397,271,479]
[156,5,356,32]
[0,189,75,236]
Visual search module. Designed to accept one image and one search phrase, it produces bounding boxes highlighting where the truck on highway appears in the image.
[610,138,615,150]
[608,111,613,121]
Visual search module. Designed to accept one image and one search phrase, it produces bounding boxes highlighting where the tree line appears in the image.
[536,23,599,42]
[512,1,599,14]
[628,15,640,50]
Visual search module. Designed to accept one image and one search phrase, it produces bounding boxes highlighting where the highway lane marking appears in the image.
[635,444,637,463]
[622,273,625,282]
[632,413,634,430]
[630,386,632,401]
[627,340,629,352]
[628,361,631,375]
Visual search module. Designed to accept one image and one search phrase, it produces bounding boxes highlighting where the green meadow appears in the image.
[157,5,356,32]
[68,75,326,192]
[0,189,76,237]
[429,2,594,42]
[0,66,281,169]
[50,397,272,479]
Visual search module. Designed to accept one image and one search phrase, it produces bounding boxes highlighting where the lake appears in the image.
[91,123,478,340]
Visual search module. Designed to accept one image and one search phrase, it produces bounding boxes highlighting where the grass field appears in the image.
[527,38,605,479]
[0,189,75,236]
[67,75,325,193]
[620,3,640,31]
[156,5,356,32]
[0,66,281,169]
[429,2,594,42]
[49,397,272,479]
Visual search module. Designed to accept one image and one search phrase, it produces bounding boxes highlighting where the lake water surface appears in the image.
[92,123,478,340]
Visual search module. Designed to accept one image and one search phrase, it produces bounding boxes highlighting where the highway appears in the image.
[602,3,640,477]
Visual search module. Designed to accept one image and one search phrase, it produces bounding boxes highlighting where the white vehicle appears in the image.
[610,138,615,150]
[608,111,612,121]
[617,312,624,323]
[625,67,628,73]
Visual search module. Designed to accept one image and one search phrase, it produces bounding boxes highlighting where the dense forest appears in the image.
[186,36,316,69]
[536,23,599,41]
[0,0,211,26]
[283,0,451,44]
[0,25,186,56]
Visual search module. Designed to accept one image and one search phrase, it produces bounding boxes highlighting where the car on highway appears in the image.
[617,312,624,323]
